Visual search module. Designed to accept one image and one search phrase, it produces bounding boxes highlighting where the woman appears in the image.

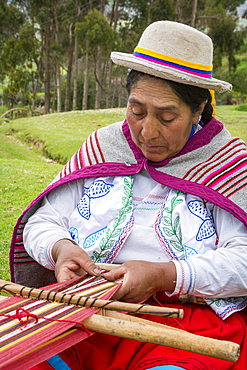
[10,21,247,369]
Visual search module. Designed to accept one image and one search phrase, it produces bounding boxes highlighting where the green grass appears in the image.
[0,131,45,161]
[235,104,247,112]
[0,108,126,164]
[0,158,62,281]
[215,105,247,143]
[0,130,63,281]
[0,105,247,281]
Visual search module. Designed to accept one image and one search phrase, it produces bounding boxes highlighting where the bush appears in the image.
[235,104,247,111]
[0,118,10,125]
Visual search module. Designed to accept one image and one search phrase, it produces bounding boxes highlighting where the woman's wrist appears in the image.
[52,238,79,263]
[156,261,177,293]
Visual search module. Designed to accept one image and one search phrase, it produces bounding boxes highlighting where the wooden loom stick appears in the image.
[0,295,240,362]
[82,310,240,363]
[95,263,120,270]
[0,280,183,318]
[99,309,182,331]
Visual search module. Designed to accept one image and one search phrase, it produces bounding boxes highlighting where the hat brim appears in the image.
[111,52,232,93]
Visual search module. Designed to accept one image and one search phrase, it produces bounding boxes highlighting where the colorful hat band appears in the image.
[133,46,212,79]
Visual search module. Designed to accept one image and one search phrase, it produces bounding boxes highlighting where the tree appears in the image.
[206,0,246,72]
[12,0,54,113]
[64,23,75,111]
[0,0,25,51]
[75,9,116,109]
[53,0,62,113]
[44,16,52,113]
[150,0,176,23]
[0,0,25,93]
[1,0,246,112]
[0,24,39,109]
[73,1,81,111]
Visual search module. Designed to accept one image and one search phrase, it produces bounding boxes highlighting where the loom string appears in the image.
[0,307,91,334]
[152,294,217,370]
[0,282,174,316]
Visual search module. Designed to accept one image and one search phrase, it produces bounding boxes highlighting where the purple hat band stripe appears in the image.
[133,51,213,79]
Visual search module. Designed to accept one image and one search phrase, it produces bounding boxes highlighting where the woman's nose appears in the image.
[141,116,159,140]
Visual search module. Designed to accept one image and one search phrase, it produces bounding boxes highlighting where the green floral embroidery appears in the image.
[205,297,240,307]
[92,176,134,263]
[205,298,222,307]
[162,190,185,253]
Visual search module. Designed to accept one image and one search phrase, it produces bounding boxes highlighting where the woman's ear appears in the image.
[192,101,207,125]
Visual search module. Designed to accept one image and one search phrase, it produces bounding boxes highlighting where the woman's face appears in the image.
[126,76,205,162]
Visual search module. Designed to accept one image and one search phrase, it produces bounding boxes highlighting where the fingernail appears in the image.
[93,268,101,276]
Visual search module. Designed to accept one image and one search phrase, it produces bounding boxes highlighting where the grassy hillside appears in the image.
[216,105,247,142]
[0,137,62,281]
[0,108,126,164]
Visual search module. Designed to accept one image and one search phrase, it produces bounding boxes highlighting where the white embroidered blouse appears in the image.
[23,169,247,319]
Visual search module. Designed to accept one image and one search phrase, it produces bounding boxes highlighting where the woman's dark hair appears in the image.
[126,70,213,125]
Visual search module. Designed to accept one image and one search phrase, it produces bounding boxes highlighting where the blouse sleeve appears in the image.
[23,179,84,270]
[172,206,247,298]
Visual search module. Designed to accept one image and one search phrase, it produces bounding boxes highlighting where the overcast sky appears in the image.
[238,1,247,16]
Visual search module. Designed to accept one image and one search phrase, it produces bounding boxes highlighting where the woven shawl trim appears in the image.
[10,118,247,286]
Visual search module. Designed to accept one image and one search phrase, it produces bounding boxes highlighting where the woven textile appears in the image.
[30,303,247,370]
[0,275,119,370]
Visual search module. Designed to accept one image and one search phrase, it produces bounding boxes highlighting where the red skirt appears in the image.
[31,303,247,370]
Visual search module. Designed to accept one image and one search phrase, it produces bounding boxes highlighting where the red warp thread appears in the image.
[1,307,91,334]
[1,308,39,328]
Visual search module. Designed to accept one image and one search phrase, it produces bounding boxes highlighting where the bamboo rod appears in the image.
[0,280,183,318]
[82,310,240,362]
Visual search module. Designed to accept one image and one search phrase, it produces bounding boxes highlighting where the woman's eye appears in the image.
[132,109,144,117]
[160,117,174,124]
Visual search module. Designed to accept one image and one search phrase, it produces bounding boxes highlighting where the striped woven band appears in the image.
[133,46,213,79]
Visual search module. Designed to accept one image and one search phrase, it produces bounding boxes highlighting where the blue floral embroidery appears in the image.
[83,227,107,249]
[184,245,198,259]
[86,180,113,198]
[77,180,114,220]
[187,200,215,241]
[77,194,90,220]
[70,227,79,244]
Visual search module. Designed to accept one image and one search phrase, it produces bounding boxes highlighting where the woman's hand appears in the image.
[52,239,100,282]
[103,260,176,303]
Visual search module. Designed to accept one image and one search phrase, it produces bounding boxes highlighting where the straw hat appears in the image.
[111,21,231,92]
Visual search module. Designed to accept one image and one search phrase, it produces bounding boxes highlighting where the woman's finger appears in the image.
[53,239,101,280]
[103,266,125,281]
[82,257,101,276]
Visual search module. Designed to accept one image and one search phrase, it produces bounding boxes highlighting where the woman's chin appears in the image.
[141,149,168,162]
